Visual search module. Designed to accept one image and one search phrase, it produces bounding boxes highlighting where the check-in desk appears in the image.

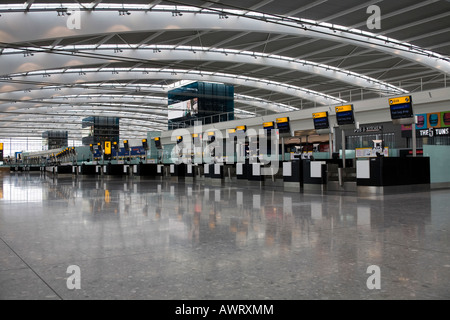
[248,163,264,183]
[186,164,204,182]
[302,160,327,192]
[103,163,124,176]
[236,163,250,181]
[262,163,284,188]
[55,165,72,174]
[223,164,236,183]
[134,163,157,178]
[169,163,186,181]
[356,157,430,194]
[156,164,167,180]
[210,164,224,185]
[77,164,97,175]
[283,160,303,192]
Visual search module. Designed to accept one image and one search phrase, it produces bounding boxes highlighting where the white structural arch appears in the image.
[0,9,448,74]
[0,45,407,95]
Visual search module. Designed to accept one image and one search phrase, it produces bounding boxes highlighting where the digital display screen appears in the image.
[276,117,290,134]
[390,103,414,119]
[312,112,329,130]
[335,106,355,126]
[263,122,275,130]
[154,138,162,149]
[389,96,413,120]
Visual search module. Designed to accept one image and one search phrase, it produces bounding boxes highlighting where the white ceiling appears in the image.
[0,0,449,139]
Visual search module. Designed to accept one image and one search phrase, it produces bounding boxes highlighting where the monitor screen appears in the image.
[335,105,355,126]
[390,103,413,119]
[276,117,290,134]
[389,96,413,120]
[312,112,329,130]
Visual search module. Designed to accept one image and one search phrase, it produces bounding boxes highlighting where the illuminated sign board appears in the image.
[312,112,329,130]
[154,137,162,149]
[104,141,111,155]
[263,122,275,130]
[335,105,355,126]
[236,125,247,132]
[276,117,290,134]
[389,96,413,120]
[228,129,236,134]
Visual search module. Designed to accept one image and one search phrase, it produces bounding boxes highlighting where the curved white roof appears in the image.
[0,0,449,139]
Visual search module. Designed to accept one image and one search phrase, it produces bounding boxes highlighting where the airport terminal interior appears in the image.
[0,0,449,300]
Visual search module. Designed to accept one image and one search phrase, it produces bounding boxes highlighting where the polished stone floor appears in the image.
[0,171,449,300]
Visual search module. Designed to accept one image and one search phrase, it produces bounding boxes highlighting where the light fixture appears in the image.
[172,7,183,17]
[119,9,131,16]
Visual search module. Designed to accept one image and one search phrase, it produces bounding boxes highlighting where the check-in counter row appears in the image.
[18,157,431,194]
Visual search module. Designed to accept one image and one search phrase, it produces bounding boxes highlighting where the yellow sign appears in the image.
[142,139,147,143]
[312,112,328,119]
[236,125,246,131]
[192,133,199,138]
[105,190,110,203]
[389,96,412,105]
[0,143,3,151]
[335,105,353,113]
[154,137,159,141]
[228,129,236,133]
[263,121,275,128]
[276,117,289,123]
[104,141,111,155]
[207,132,215,136]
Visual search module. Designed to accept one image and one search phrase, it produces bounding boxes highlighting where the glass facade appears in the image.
[42,131,68,151]
[0,138,82,159]
[168,82,234,130]
[81,117,120,146]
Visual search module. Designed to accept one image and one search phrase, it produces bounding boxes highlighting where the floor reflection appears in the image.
[1,172,445,299]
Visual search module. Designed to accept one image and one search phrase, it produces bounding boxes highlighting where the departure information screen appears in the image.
[335,105,355,126]
[389,96,413,120]
[312,112,329,130]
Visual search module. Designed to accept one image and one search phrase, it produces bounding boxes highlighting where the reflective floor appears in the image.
[0,172,449,300]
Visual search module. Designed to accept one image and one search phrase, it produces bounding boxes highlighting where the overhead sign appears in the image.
[354,125,383,133]
[389,95,413,120]
[276,117,289,123]
[335,105,355,126]
[236,125,247,132]
[312,112,329,130]
[263,121,275,129]
[104,141,111,155]
[389,96,411,105]
[276,117,290,134]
